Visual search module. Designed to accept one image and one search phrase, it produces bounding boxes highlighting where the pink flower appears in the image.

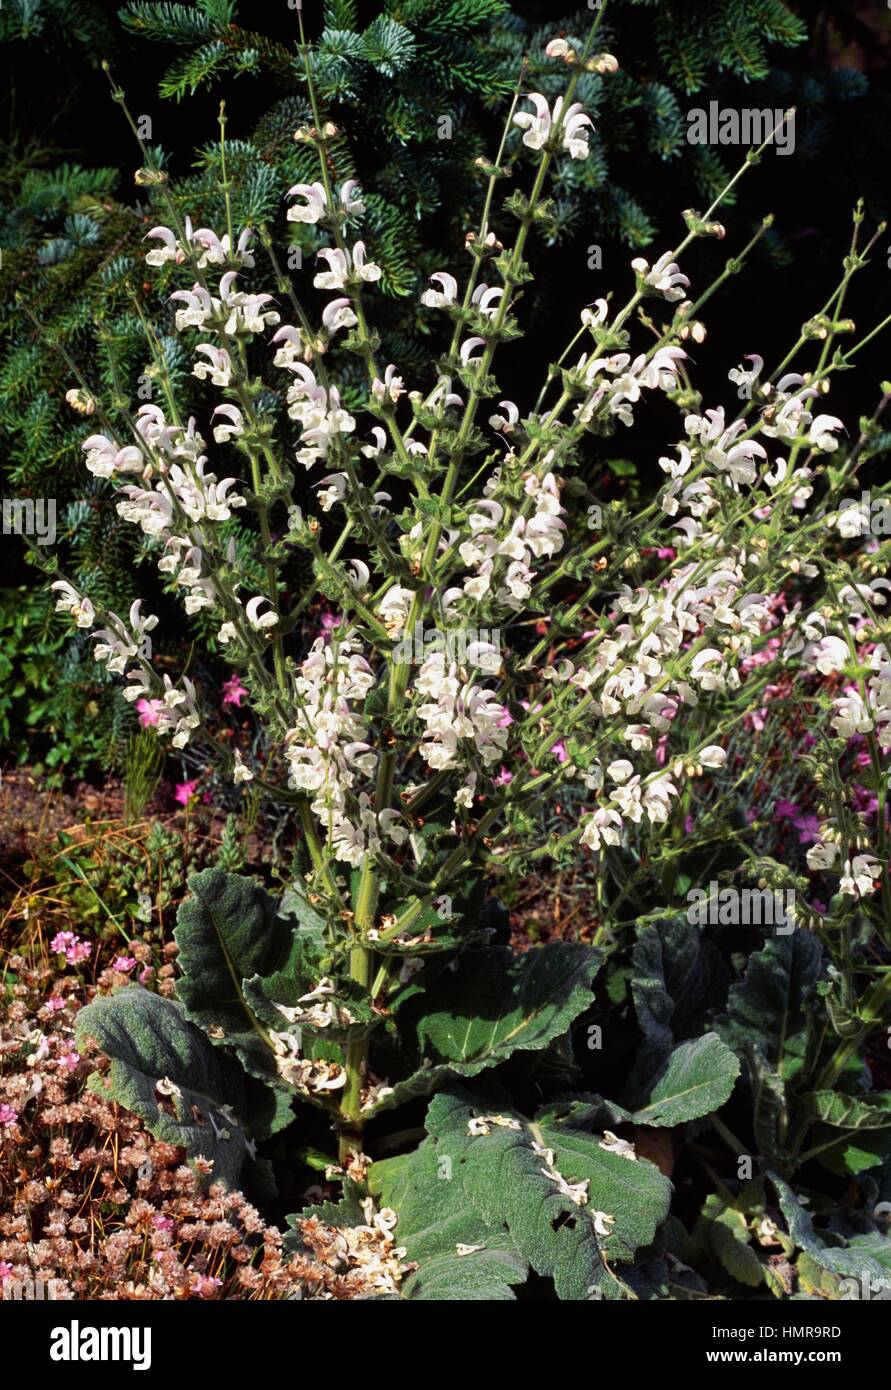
[792,814,820,846]
[138,967,153,986]
[222,674,248,708]
[684,814,695,834]
[496,709,513,728]
[152,1214,175,1231]
[45,996,66,1012]
[493,766,513,786]
[112,955,137,974]
[0,1262,13,1280]
[50,931,91,965]
[774,799,799,821]
[550,741,568,763]
[136,698,164,728]
[174,778,200,806]
[191,1274,223,1297]
[0,1104,18,1127]
[58,1050,80,1071]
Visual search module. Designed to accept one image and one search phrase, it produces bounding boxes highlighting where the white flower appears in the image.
[513,94,592,160]
[631,251,690,302]
[246,596,279,631]
[212,404,245,443]
[698,745,726,769]
[839,855,882,899]
[233,751,253,784]
[286,181,328,224]
[808,414,844,452]
[51,581,94,628]
[806,840,837,871]
[322,298,358,336]
[421,272,459,309]
[193,344,232,387]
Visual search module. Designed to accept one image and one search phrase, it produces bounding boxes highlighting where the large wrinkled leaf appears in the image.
[76,988,272,1187]
[632,1033,739,1127]
[365,944,602,1115]
[770,1172,886,1282]
[716,932,824,1157]
[632,915,728,1051]
[372,1086,671,1300]
[717,931,823,1078]
[807,1091,891,1131]
[175,868,296,1086]
[370,1137,526,1300]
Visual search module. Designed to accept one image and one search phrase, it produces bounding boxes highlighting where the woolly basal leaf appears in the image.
[371,1086,671,1300]
[76,988,269,1187]
[632,1033,740,1127]
[174,867,298,1089]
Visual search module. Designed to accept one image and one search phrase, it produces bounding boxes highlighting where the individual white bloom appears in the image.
[489,400,519,433]
[372,364,405,404]
[592,1211,615,1236]
[169,283,217,331]
[314,241,380,290]
[218,622,238,644]
[513,94,592,159]
[581,299,608,329]
[143,224,188,267]
[831,691,873,737]
[835,498,871,538]
[378,585,415,638]
[631,251,690,302]
[51,581,94,628]
[471,283,504,319]
[839,855,882,899]
[580,807,623,851]
[544,37,572,58]
[607,759,634,783]
[592,53,619,74]
[361,426,388,459]
[322,298,358,336]
[698,745,726,769]
[459,336,486,366]
[246,595,279,630]
[728,354,764,395]
[192,226,255,269]
[82,434,144,479]
[212,404,245,444]
[233,751,253,784]
[806,840,838,871]
[378,808,409,845]
[807,634,849,675]
[286,181,328,224]
[193,344,232,387]
[315,472,349,511]
[623,724,652,752]
[808,414,844,452]
[513,92,553,149]
[339,179,365,215]
[421,271,459,309]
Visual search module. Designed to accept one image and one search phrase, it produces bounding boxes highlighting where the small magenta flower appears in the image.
[222,675,248,708]
[59,1050,80,1071]
[45,996,66,1012]
[112,955,137,974]
[0,1104,18,1127]
[174,779,200,806]
[136,697,164,728]
[493,767,513,786]
[551,741,568,763]
[50,931,90,964]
